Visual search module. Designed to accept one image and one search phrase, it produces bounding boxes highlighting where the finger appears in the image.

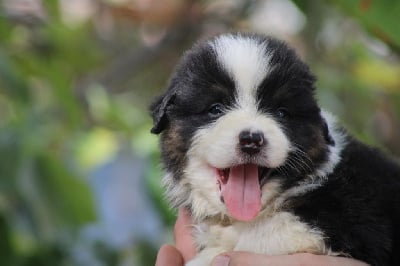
[211,252,369,266]
[155,244,184,266]
[211,252,272,266]
[174,208,197,262]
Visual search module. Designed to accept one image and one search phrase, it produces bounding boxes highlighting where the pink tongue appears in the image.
[221,164,261,221]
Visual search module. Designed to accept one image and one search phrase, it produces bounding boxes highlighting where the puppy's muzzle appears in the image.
[239,130,265,155]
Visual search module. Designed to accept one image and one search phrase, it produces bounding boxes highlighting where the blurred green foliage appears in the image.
[0,0,399,265]
[332,0,400,52]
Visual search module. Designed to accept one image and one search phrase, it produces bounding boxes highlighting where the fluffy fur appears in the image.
[150,33,400,266]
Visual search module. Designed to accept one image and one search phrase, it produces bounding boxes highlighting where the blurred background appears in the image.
[0,0,399,265]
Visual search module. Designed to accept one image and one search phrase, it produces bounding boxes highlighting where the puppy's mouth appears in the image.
[216,164,272,222]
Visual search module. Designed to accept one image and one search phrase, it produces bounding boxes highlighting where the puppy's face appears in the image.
[151,34,334,221]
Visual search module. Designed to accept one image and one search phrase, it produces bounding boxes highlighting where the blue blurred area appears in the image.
[70,149,164,266]
[88,149,162,248]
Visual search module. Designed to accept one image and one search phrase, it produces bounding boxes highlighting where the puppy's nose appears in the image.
[239,130,265,155]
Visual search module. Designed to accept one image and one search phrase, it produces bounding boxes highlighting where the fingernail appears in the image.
[212,255,230,266]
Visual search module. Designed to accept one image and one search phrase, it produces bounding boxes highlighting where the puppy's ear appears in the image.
[150,90,176,134]
[322,119,335,146]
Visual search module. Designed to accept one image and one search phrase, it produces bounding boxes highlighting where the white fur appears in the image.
[315,110,347,177]
[211,34,272,111]
[162,172,191,208]
[186,108,291,221]
[187,211,335,266]
[191,109,290,169]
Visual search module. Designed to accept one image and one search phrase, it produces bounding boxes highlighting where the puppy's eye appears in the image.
[208,103,224,117]
[276,107,289,118]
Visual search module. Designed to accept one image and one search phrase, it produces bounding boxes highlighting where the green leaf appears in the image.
[35,152,96,226]
[0,125,22,193]
[0,50,31,104]
[329,0,400,50]
[0,214,15,265]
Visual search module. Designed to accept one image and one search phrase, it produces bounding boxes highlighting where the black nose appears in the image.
[239,130,265,155]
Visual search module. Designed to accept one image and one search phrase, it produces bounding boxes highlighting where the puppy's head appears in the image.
[151,33,337,222]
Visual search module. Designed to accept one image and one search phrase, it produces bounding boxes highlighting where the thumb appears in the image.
[211,252,272,266]
[155,245,184,266]
[174,208,197,262]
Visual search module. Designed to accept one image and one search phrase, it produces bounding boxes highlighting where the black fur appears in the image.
[290,137,400,265]
[150,33,400,265]
[150,38,236,180]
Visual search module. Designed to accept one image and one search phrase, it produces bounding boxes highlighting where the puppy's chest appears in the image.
[195,211,329,256]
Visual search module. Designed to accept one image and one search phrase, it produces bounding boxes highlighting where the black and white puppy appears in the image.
[150,33,400,266]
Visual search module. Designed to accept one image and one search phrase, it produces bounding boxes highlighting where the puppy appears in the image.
[150,33,400,266]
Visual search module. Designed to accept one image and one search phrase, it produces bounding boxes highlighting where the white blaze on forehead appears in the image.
[211,34,272,108]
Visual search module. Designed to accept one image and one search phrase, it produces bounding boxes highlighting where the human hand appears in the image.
[155,209,369,266]
[155,208,196,266]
